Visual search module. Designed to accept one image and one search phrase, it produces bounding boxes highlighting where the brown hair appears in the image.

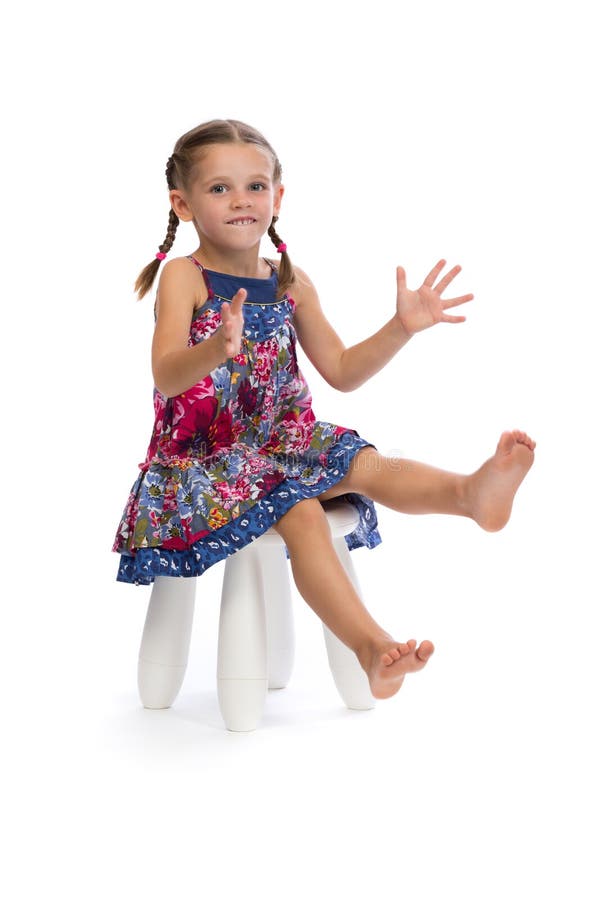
[134,119,294,300]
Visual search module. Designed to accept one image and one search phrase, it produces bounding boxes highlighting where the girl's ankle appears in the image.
[455,473,473,518]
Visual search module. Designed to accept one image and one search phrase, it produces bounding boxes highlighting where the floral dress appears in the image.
[112,256,381,585]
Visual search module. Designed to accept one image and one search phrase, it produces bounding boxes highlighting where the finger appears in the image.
[423,259,446,287]
[442,293,474,310]
[433,264,462,294]
[230,288,247,315]
[396,266,407,291]
[441,314,467,323]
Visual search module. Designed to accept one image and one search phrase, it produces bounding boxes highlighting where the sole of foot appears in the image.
[469,429,536,532]
[366,639,435,700]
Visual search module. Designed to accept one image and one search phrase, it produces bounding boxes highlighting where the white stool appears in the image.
[137,499,376,731]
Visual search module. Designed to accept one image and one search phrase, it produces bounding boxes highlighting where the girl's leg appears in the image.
[319,429,536,531]
[272,499,434,700]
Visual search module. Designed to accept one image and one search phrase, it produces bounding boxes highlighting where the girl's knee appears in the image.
[346,447,382,493]
[353,446,381,470]
[318,447,382,501]
[272,497,327,539]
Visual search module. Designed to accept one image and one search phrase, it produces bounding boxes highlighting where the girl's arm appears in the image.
[292,262,473,393]
[151,258,245,398]
[292,266,409,392]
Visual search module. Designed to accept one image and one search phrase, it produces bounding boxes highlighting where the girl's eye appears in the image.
[210,184,227,194]
[249,183,266,192]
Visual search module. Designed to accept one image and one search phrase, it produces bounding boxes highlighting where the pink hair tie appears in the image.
[156,251,167,260]
[276,243,287,253]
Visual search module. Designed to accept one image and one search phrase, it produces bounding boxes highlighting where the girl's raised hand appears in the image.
[395,260,474,337]
[219,288,246,358]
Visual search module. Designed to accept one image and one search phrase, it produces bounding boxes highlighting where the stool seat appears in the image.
[137,498,376,731]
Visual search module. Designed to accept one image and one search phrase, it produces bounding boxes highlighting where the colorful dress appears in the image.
[112,256,381,585]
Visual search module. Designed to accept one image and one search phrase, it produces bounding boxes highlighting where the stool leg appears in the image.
[138,575,196,709]
[322,538,376,711]
[260,545,295,690]
[217,543,268,731]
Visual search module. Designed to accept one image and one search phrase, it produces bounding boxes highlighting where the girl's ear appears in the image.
[169,189,194,222]
[273,183,285,218]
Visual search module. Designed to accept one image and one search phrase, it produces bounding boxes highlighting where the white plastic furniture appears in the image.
[137,499,376,731]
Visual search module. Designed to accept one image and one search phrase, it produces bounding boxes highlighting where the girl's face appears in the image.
[170,142,284,254]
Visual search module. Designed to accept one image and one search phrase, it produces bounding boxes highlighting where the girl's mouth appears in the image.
[227,218,257,225]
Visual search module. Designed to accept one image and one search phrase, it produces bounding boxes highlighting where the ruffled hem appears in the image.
[115,435,381,586]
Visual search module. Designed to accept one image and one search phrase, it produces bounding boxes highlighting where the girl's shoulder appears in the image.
[286,262,317,313]
[154,255,209,319]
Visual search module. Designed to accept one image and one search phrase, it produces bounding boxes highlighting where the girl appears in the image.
[112,119,535,701]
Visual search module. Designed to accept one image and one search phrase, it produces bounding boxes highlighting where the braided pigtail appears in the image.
[268,216,295,299]
[134,155,180,301]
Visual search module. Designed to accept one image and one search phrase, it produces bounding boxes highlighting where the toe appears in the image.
[417,640,435,661]
[498,431,515,454]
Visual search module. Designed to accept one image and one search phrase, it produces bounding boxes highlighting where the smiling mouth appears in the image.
[227,218,257,225]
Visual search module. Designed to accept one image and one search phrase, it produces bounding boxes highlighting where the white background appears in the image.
[2,0,598,896]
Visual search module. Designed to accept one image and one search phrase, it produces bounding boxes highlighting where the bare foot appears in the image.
[358,638,435,700]
[464,430,536,532]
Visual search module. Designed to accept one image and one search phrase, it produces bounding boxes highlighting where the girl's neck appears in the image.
[193,243,270,278]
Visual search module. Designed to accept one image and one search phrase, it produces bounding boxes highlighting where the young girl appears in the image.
[112,119,535,701]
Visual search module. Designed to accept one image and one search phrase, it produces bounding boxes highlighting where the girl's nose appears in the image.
[231,192,252,208]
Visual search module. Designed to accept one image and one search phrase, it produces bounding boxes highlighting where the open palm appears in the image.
[395,260,474,336]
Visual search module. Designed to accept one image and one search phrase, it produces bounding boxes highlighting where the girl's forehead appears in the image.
[196,142,275,177]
